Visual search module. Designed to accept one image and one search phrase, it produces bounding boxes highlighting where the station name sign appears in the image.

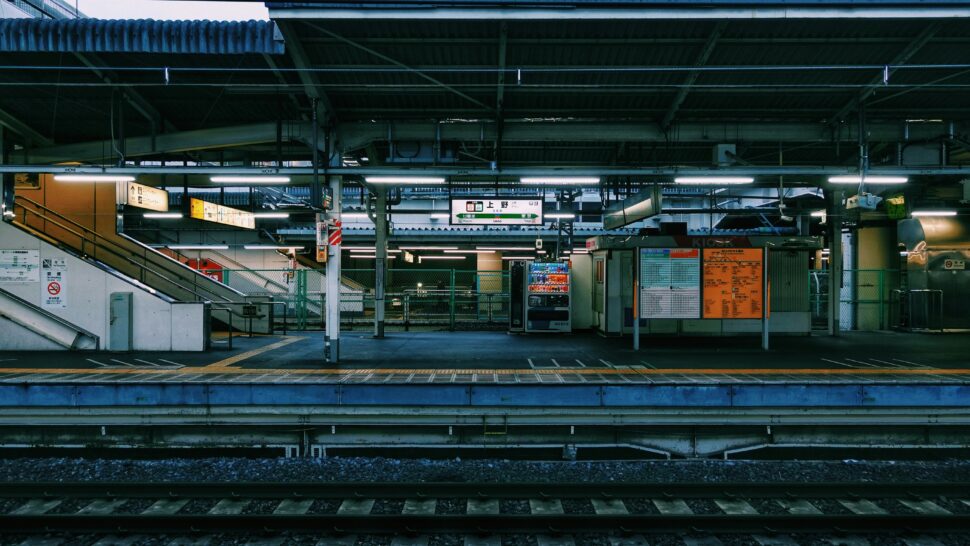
[450,198,543,226]
[119,182,168,212]
[189,198,255,230]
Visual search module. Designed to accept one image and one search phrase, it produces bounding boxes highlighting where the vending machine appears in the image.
[525,261,572,333]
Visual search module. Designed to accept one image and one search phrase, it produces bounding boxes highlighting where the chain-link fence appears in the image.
[220,268,510,331]
[809,269,900,331]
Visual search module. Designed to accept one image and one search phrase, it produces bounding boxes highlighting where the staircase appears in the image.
[11,196,269,331]
[0,286,99,350]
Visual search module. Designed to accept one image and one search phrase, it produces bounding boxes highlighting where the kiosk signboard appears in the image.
[702,248,765,319]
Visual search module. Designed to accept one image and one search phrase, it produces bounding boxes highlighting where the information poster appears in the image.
[702,248,764,319]
[189,198,255,229]
[639,248,701,319]
[450,198,542,225]
[0,249,40,282]
[41,257,67,309]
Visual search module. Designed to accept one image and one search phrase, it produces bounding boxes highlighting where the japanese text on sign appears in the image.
[639,248,701,319]
[702,248,764,319]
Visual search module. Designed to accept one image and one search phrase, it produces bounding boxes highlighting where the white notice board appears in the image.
[0,249,40,282]
[639,248,701,319]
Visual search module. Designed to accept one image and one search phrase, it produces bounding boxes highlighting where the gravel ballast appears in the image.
[1,458,969,484]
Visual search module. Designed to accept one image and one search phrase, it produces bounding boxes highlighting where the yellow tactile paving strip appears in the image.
[0,366,968,377]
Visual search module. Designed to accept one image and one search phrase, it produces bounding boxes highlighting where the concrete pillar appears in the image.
[374,187,387,338]
[827,189,843,336]
[325,176,342,363]
[856,226,897,330]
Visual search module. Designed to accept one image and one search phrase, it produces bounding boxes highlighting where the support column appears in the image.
[325,176,342,363]
[827,189,843,337]
[374,188,387,338]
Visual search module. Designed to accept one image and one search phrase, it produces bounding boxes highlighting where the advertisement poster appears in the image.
[0,249,40,282]
[41,257,67,309]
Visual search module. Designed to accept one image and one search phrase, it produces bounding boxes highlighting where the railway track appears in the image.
[2,482,969,543]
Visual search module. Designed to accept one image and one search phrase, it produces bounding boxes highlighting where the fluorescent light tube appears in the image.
[144,212,183,219]
[546,213,576,219]
[168,245,229,250]
[674,176,754,185]
[253,212,290,219]
[55,175,135,183]
[912,210,957,217]
[399,246,459,250]
[443,250,497,254]
[810,210,826,217]
[476,246,535,251]
[210,176,290,184]
[430,213,450,219]
[828,175,907,184]
[243,245,304,251]
[365,176,446,185]
[502,256,536,260]
[520,177,599,185]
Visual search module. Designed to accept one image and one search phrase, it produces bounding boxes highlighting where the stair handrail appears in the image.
[12,198,225,303]
[14,195,249,301]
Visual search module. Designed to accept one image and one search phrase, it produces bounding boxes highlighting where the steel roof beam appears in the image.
[0,107,53,148]
[74,52,175,135]
[270,7,970,21]
[276,20,335,123]
[829,23,941,125]
[661,21,725,131]
[304,22,496,115]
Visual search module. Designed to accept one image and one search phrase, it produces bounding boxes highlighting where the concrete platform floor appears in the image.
[0,330,968,384]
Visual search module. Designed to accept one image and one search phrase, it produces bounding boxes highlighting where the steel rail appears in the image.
[0,481,967,499]
[4,513,970,534]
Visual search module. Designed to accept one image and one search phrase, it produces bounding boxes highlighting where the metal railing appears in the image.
[215,268,511,331]
[810,269,900,331]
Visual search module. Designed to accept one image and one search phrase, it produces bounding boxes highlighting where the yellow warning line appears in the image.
[0,365,968,377]
[204,336,304,369]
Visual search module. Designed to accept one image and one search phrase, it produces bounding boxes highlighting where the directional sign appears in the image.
[450,198,543,226]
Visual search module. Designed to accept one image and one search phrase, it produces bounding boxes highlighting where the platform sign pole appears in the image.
[633,247,640,350]
[761,247,769,351]
[325,176,342,364]
[374,187,387,339]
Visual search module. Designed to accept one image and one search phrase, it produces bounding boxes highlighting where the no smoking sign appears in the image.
[47,282,61,296]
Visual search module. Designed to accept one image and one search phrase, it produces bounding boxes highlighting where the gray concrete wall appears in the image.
[0,221,207,351]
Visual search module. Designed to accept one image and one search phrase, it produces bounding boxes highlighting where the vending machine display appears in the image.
[525,262,571,333]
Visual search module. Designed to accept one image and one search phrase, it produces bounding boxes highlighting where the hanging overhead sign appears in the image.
[189,198,255,229]
[639,248,701,319]
[121,182,169,212]
[450,198,542,226]
[702,248,765,319]
[603,186,662,230]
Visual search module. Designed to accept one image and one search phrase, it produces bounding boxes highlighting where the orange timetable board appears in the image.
[702,248,764,319]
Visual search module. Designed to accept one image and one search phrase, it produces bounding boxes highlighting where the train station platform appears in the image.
[0,330,968,386]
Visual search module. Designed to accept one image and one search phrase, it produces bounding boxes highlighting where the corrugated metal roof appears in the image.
[0,19,285,55]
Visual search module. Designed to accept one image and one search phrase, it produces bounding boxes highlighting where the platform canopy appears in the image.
[1,3,969,182]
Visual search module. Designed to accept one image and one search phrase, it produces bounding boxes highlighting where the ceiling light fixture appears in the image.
[520,177,599,185]
[545,212,576,220]
[210,176,291,184]
[54,175,136,183]
[365,176,446,185]
[674,176,754,185]
[168,245,229,250]
[253,212,291,219]
[243,245,304,251]
[143,212,183,219]
[912,210,957,217]
[828,175,908,184]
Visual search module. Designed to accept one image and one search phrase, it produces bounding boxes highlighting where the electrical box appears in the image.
[108,292,133,352]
